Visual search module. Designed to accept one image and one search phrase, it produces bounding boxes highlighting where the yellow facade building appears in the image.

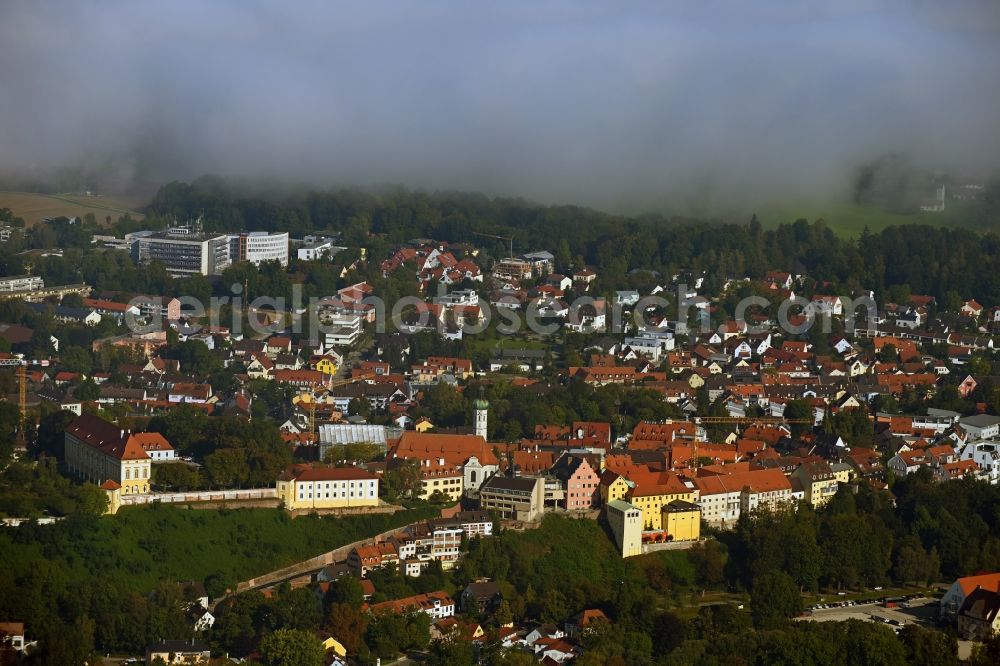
[599,470,634,506]
[790,461,840,508]
[662,499,701,541]
[314,355,339,377]
[100,480,122,515]
[277,465,380,510]
[64,414,155,495]
[624,473,698,531]
[417,464,464,501]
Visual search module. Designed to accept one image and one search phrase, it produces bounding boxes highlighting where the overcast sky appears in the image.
[1,0,998,211]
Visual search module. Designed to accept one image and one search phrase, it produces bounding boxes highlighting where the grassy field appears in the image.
[752,201,944,238]
[1,504,440,591]
[0,190,146,225]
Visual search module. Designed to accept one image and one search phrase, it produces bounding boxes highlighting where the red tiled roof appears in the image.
[367,591,453,616]
[282,465,378,482]
[392,431,499,466]
[65,414,150,461]
[693,469,791,495]
[957,573,1000,596]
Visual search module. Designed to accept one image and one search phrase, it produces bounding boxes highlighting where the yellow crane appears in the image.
[17,365,26,447]
[6,357,49,448]
[692,416,813,425]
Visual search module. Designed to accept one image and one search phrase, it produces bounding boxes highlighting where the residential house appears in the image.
[348,543,400,578]
[167,383,212,404]
[461,581,502,614]
[959,442,1000,484]
[367,591,455,621]
[565,609,610,639]
[790,461,840,507]
[940,573,1000,620]
[550,454,601,511]
[145,640,212,665]
[957,587,1000,640]
[888,450,929,477]
[599,470,634,506]
[0,622,25,654]
[693,468,793,527]
[961,299,984,318]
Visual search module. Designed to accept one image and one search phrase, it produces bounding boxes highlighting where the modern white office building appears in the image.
[133,228,232,276]
[296,237,346,261]
[229,231,289,266]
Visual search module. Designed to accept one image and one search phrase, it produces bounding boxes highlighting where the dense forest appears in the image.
[141,177,1000,305]
[2,178,1000,307]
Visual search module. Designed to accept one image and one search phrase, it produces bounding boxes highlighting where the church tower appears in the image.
[474,397,489,439]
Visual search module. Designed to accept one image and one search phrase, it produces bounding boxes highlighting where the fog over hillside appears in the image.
[1,1,999,212]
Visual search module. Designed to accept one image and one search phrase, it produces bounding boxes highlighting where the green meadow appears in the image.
[0,504,440,591]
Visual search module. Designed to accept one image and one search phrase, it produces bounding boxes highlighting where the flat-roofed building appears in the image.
[297,237,346,261]
[479,476,545,522]
[133,228,231,276]
[322,313,363,347]
[0,275,43,292]
[131,295,182,321]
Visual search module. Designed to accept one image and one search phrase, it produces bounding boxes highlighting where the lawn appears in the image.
[0,504,440,591]
[0,190,146,225]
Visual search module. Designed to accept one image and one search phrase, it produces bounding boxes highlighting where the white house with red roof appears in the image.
[961,299,984,318]
[941,572,1000,620]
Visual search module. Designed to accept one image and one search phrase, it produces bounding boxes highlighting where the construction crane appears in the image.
[0,356,50,448]
[17,365,26,447]
[473,231,515,259]
[693,416,813,425]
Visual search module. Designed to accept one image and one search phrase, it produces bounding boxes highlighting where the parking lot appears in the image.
[798,595,939,629]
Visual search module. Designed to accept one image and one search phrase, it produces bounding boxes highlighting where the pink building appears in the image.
[551,453,601,511]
